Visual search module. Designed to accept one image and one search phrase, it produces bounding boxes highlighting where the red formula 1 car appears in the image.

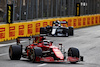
[9,36,83,63]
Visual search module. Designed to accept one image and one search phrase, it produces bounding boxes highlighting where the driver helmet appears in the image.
[55,20,60,26]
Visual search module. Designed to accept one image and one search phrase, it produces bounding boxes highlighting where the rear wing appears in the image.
[53,21,68,27]
[53,21,68,24]
[16,35,46,45]
[60,21,68,24]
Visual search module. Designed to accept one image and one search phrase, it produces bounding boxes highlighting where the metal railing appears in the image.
[0,0,100,23]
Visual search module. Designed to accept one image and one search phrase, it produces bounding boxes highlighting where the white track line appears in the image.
[37,63,47,67]
[0,53,8,56]
[0,41,26,47]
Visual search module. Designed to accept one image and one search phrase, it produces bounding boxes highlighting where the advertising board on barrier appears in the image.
[83,17,87,27]
[36,23,40,33]
[87,17,91,26]
[68,19,73,27]
[28,24,33,34]
[43,22,48,27]
[9,26,15,37]
[91,17,94,25]
[73,18,77,28]
[78,18,82,27]
[0,28,5,39]
[99,16,100,23]
[76,3,80,16]
[95,16,98,24]
[19,25,24,35]
[50,21,53,26]
[7,4,13,24]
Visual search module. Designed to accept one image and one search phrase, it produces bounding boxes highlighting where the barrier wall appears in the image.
[0,14,100,42]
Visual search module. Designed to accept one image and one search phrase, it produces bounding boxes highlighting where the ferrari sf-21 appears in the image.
[9,36,83,63]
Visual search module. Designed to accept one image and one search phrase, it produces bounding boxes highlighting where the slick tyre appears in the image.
[68,47,80,64]
[9,45,22,60]
[30,47,42,62]
[63,28,69,37]
[68,27,74,36]
[68,47,80,58]
[34,47,42,56]
[40,27,47,34]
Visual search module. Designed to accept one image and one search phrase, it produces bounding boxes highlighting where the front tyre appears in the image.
[68,47,80,63]
[30,47,42,62]
[30,48,36,62]
[9,45,22,60]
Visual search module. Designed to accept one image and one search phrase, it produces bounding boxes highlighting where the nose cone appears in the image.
[52,48,64,60]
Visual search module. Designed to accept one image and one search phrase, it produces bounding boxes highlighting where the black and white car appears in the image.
[40,20,74,37]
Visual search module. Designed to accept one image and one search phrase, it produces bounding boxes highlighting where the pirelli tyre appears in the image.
[30,47,42,62]
[9,45,22,60]
[63,28,69,37]
[46,26,52,35]
[40,27,47,34]
[68,47,80,63]
[68,27,74,36]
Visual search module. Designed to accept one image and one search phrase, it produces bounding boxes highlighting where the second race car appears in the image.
[40,20,74,37]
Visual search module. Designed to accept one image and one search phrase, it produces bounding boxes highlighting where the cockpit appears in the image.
[53,21,61,26]
[43,40,53,46]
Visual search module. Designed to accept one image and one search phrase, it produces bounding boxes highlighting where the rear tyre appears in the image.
[63,28,69,37]
[9,45,22,60]
[68,47,80,63]
[65,33,69,37]
[40,27,47,34]
[68,27,74,36]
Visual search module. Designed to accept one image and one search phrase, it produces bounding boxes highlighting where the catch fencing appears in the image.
[0,0,100,22]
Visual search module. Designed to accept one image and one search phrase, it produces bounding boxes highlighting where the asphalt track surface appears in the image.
[0,25,100,67]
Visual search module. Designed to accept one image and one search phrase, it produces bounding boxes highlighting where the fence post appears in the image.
[6,0,8,22]
[87,0,90,14]
[68,0,71,16]
[56,0,57,17]
[42,0,43,18]
[36,0,38,19]
[31,0,34,19]
[72,0,74,16]
[47,0,49,18]
[26,0,29,21]
[19,0,22,21]
[60,0,62,17]
[63,0,66,16]
[51,0,53,17]
[13,0,15,22]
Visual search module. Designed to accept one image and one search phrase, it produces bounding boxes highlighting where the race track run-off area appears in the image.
[0,25,100,67]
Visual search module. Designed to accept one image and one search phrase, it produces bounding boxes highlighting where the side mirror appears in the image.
[51,41,53,43]
[80,56,84,61]
[59,44,62,45]
[42,38,45,40]
[16,38,20,43]
[29,38,31,40]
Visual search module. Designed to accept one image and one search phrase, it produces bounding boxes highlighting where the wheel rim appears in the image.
[30,49,35,61]
[9,46,12,58]
[68,49,72,57]
[66,33,68,36]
